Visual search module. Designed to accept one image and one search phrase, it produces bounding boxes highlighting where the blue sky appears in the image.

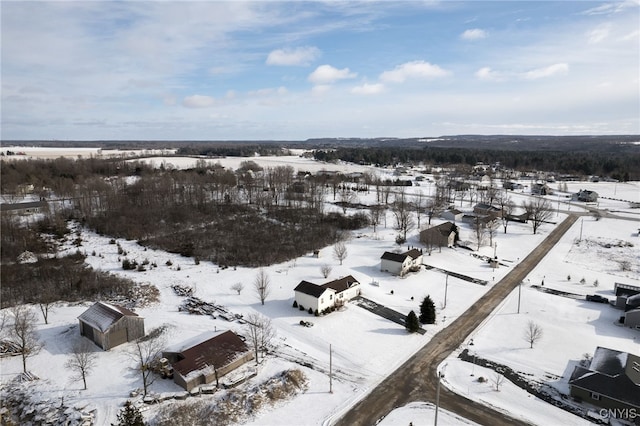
[1,1,638,140]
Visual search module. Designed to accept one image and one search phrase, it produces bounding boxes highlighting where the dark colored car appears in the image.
[586,294,609,303]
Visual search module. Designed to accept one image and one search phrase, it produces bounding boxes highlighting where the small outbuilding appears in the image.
[78,301,145,350]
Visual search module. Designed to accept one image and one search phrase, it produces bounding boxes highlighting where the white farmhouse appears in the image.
[294,275,362,313]
[380,249,424,276]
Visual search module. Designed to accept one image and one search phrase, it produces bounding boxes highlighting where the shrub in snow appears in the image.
[308,307,313,314]
[292,300,298,308]
[567,275,571,281]
[580,277,586,284]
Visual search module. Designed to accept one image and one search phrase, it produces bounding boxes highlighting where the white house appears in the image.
[294,281,336,313]
[322,275,361,306]
[294,276,362,313]
[380,249,423,276]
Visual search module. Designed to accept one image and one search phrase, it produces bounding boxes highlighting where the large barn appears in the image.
[163,330,254,391]
[78,301,145,350]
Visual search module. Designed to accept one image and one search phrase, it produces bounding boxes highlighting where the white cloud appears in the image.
[475,67,502,81]
[379,60,449,83]
[182,94,216,108]
[460,28,487,41]
[351,83,385,95]
[523,63,569,80]
[266,46,321,66]
[308,65,357,84]
[587,23,611,44]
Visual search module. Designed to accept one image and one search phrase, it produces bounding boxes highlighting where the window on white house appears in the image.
[320,298,324,303]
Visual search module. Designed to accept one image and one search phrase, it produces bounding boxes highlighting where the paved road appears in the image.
[335,214,579,426]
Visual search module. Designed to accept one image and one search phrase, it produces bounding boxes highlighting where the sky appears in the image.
[1,0,639,141]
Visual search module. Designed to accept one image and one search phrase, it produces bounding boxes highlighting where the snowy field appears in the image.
[1,149,639,425]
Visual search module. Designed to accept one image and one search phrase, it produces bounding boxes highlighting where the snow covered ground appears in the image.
[1,149,639,425]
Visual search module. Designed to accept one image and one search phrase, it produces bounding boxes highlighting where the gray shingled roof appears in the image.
[569,346,640,408]
[78,301,138,332]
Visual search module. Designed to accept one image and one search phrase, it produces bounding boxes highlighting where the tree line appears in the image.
[313,147,638,181]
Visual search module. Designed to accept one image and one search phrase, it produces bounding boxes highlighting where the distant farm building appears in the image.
[420,221,458,253]
[78,302,145,350]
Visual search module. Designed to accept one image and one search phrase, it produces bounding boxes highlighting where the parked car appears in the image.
[586,294,609,303]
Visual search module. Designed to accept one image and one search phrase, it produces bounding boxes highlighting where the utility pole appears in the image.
[444,273,449,309]
[329,344,333,393]
[579,218,584,242]
[517,281,522,314]
[434,370,444,426]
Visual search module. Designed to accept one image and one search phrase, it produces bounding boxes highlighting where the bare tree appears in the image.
[254,269,271,305]
[501,198,515,234]
[6,305,42,373]
[231,282,244,295]
[244,313,276,365]
[333,241,348,265]
[471,216,487,251]
[368,204,384,233]
[492,372,505,391]
[524,320,543,348]
[320,263,332,279]
[65,339,98,390]
[338,184,357,214]
[523,197,553,234]
[390,189,414,242]
[129,328,166,396]
[413,191,425,229]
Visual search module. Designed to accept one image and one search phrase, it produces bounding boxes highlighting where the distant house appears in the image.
[572,189,598,202]
[78,302,145,350]
[0,200,48,215]
[503,181,523,191]
[294,275,361,313]
[163,330,253,391]
[622,294,640,330]
[569,346,640,416]
[380,249,423,276]
[473,203,502,218]
[441,208,464,223]
[531,183,552,196]
[420,222,458,252]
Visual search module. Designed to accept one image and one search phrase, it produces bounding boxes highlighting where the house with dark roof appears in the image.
[380,249,423,276]
[294,276,361,313]
[572,189,599,202]
[569,346,640,417]
[420,221,458,253]
[78,301,145,350]
[473,203,502,218]
[163,330,253,391]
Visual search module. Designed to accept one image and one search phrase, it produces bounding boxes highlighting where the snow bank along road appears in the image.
[335,214,580,426]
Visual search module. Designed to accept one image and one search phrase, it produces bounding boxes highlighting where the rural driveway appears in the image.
[334,214,580,426]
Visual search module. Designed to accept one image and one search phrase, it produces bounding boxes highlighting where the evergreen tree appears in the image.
[419,295,436,324]
[405,310,420,333]
[113,401,145,426]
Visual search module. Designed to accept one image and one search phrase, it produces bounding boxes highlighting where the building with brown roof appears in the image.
[163,330,253,391]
